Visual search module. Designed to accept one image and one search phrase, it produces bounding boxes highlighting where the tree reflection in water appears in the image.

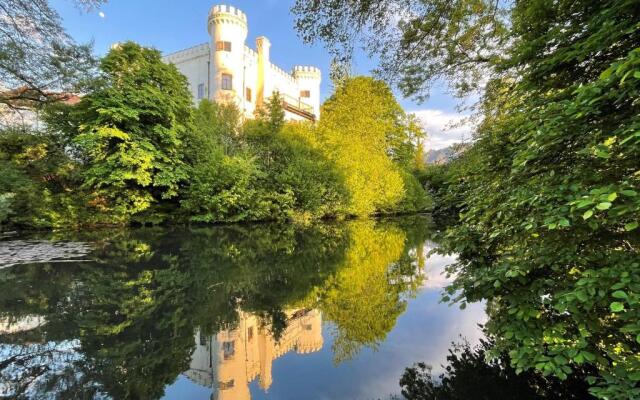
[0,217,430,399]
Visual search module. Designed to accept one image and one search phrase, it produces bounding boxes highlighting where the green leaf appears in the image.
[576,200,593,209]
[583,210,593,220]
[576,291,589,302]
[559,218,570,227]
[624,222,638,231]
[612,290,628,299]
[610,302,624,312]
[621,190,637,197]
[596,202,611,210]
[607,192,617,201]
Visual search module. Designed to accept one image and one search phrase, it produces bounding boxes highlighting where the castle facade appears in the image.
[163,5,321,121]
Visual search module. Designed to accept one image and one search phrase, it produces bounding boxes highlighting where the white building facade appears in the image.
[162,5,321,122]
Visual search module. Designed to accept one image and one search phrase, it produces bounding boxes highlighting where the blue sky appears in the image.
[51,0,472,149]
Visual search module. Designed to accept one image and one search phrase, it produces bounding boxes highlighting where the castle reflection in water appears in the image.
[184,308,323,400]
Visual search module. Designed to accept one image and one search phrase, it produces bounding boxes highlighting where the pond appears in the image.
[0,217,486,399]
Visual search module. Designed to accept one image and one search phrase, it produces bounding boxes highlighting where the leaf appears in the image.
[621,190,637,197]
[576,199,593,209]
[559,218,570,227]
[610,302,624,312]
[612,290,628,299]
[596,202,611,210]
[607,193,617,201]
[583,210,593,220]
[624,222,638,231]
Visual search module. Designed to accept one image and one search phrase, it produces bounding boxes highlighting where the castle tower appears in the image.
[207,5,248,107]
[293,66,322,119]
[256,36,271,109]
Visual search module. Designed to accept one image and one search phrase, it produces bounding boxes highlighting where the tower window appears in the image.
[246,87,252,102]
[222,340,235,359]
[216,41,232,52]
[197,83,205,99]
[221,74,233,90]
[300,90,311,98]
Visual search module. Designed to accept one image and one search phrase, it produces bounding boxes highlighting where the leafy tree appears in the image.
[398,339,595,400]
[67,42,192,221]
[292,0,508,101]
[298,0,640,397]
[319,77,415,215]
[0,126,97,228]
[0,0,105,110]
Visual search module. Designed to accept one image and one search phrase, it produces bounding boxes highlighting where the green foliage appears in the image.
[302,0,640,397]
[398,340,595,400]
[292,0,508,101]
[318,77,430,215]
[433,3,640,398]
[0,0,104,109]
[69,42,192,221]
[0,127,102,229]
[181,94,348,223]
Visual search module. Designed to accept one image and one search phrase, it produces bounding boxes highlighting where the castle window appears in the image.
[222,340,235,359]
[219,380,235,390]
[197,83,205,99]
[248,326,254,341]
[221,74,233,90]
[300,90,311,98]
[246,87,252,102]
[216,41,232,52]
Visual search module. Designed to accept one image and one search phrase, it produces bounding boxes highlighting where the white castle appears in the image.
[163,4,321,121]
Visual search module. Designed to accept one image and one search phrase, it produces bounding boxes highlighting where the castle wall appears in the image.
[163,44,210,103]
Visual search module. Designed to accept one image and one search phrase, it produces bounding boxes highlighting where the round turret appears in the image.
[208,5,249,105]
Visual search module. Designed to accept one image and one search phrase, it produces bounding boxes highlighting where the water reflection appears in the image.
[187,309,322,400]
[0,217,454,399]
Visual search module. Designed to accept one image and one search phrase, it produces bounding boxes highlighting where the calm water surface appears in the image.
[0,217,485,399]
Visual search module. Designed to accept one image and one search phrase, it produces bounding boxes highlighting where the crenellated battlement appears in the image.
[208,4,247,29]
[162,43,209,63]
[293,65,321,80]
[270,63,296,84]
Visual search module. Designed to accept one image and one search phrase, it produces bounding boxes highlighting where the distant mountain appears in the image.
[424,143,470,165]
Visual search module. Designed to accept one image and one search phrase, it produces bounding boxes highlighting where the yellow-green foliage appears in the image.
[319,77,410,216]
[311,220,425,362]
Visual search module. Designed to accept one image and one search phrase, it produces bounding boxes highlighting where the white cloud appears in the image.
[98,11,105,18]
[411,109,474,150]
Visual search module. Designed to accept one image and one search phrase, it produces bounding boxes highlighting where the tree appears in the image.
[398,340,595,400]
[67,42,192,221]
[292,0,508,101]
[0,0,106,109]
[318,76,423,215]
[297,0,640,397]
